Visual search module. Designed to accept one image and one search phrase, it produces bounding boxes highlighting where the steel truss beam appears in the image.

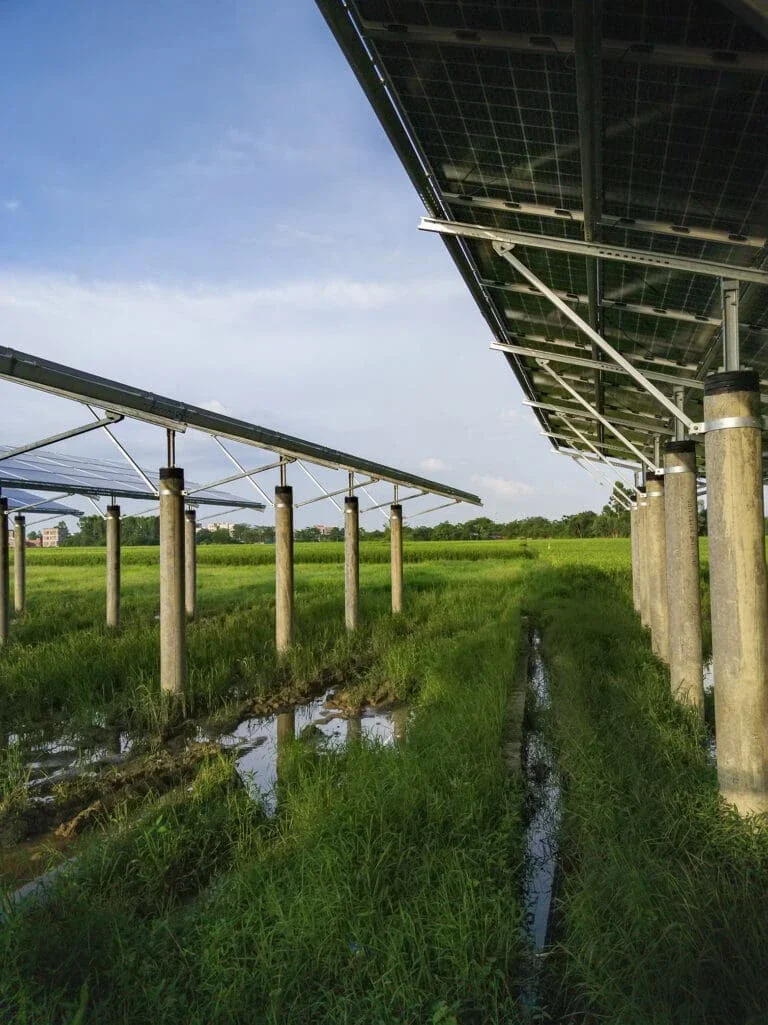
[526,399,672,437]
[485,278,768,339]
[419,217,768,286]
[360,18,768,72]
[0,413,123,463]
[9,492,77,515]
[491,341,703,390]
[445,193,765,249]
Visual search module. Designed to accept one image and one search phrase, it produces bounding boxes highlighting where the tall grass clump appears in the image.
[530,565,768,1024]
[0,564,528,1024]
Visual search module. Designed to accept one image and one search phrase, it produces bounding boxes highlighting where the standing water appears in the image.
[520,630,562,1007]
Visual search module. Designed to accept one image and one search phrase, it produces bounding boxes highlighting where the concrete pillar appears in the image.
[646,474,670,663]
[630,503,640,613]
[636,488,650,630]
[184,509,197,620]
[344,496,359,631]
[390,503,403,614]
[0,499,8,646]
[106,505,121,629]
[275,486,294,654]
[159,467,186,697]
[704,370,768,814]
[663,441,704,712]
[13,515,25,615]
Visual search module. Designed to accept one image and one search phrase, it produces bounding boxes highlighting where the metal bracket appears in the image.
[689,416,765,435]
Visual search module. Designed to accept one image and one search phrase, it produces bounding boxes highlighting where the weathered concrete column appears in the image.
[13,515,25,615]
[184,509,197,620]
[636,487,650,630]
[663,441,704,712]
[344,496,359,631]
[0,499,9,646]
[276,710,295,745]
[275,486,294,654]
[106,504,121,629]
[630,503,640,613]
[704,370,768,814]
[159,467,186,697]
[347,710,362,741]
[390,503,403,614]
[646,473,670,663]
[392,705,407,745]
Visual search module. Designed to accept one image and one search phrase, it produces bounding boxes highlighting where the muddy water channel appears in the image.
[1,691,408,901]
[520,631,562,1008]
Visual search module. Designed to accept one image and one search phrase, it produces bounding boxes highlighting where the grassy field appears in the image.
[2,538,767,1023]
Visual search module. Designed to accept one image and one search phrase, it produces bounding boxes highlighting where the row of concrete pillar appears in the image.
[631,370,768,815]
[0,471,407,697]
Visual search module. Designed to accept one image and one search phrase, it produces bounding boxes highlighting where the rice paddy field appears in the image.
[1,538,767,1024]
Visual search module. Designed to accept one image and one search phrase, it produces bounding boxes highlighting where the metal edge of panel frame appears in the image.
[0,346,480,506]
[0,476,266,512]
[312,0,556,446]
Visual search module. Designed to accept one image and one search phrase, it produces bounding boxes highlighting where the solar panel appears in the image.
[0,449,267,512]
[318,0,768,476]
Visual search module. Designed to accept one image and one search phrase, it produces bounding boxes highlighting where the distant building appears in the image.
[41,527,61,548]
[315,525,335,536]
[206,521,235,535]
[27,536,43,548]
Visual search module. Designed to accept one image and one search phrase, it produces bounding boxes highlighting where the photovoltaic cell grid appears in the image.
[0,450,267,511]
[320,0,768,470]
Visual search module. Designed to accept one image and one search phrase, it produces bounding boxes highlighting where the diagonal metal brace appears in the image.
[0,412,123,462]
[537,360,658,471]
[492,243,695,433]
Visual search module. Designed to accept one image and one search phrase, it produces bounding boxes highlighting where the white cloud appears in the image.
[3,200,20,213]
[499,408,535,428]
[420,457,448,472]
[471,474,534,498]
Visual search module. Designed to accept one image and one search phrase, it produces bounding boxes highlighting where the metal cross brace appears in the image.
[0,412,124,463]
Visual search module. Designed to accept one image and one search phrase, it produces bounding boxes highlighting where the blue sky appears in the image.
[0,1,605,525]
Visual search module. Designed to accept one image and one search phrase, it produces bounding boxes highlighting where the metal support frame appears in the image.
[491,341,704,391]
[483,279,768,339]
[86,496,106,519]
[0,413,123,463]
[8,492,76,514]
[405,498,461,520]
[722,279,741,371]
[536,361,659,470]
[558,415,635,488]
[360,17,768,73]
[567,452,632,508]
[185,458,287,496]
[295,460,343,513]
[491,243,695,432]
[419,217,768,287]
[445,193,765,249]
[88,406,157,494]
[295,476,378,509]
[214,438,274,508]
[361,490,427,513]
[540,435,639,469]
[525,399,673,437]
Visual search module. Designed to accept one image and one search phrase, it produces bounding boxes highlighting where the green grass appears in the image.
[5,536,766,1023]
[529,563,768,1023]
[0,556,528,1025]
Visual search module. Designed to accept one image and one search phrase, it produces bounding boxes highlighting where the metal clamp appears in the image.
[696,415,763,435]
[663,464,695,475]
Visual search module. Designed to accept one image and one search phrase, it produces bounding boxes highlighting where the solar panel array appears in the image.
[319,0,768,474]
[0,449,266,511]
